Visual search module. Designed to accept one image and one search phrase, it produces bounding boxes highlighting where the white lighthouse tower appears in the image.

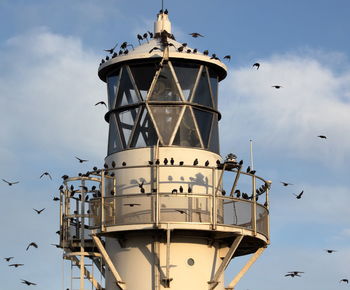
[59,10,271,290]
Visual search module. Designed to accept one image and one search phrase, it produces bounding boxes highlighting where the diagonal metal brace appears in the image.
[92,235,126,290]
[71,255,103,290]
[208,235,243,290]
[225,247,266,290]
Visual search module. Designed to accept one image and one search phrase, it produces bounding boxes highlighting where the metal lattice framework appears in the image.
[106,60,220,154]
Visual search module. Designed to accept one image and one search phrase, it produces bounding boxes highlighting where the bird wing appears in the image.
[2,179,10,184]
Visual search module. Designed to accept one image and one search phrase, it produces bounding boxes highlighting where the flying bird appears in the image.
[293,190,304,199]
[33,208,45,214]
[324,249,337,253]
[223,55,231,61]
[285,273,301,278]
[21,279,37,286]
[2,179,19,186]
[189,32,204,38]
[4,257,14,262]
[51,244,61,248]
[339,279,349,283]
[252,63,260,69]
[26,242,38,251]
[95,101,107,107]
[9,263,24,268]
[317,135,327,139]
[75,157,88,163]
[104,43,118,54]
[280,181,293,187]
[272,85,283,89]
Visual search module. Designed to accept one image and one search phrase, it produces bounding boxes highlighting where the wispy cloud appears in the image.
[0,27,107,161]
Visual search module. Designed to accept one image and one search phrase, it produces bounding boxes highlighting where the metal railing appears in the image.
[59,162,271,243]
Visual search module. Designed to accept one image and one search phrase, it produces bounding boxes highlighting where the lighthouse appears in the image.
[59,10,271,290]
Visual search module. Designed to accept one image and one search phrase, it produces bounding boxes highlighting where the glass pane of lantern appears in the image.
[129,64,157,100]
[108,114,123,154]
[173,107,201,148]
[116,67,140,107]
[149,106,182,145]
[208,113,220,154]
[107,69,120,109]
[172,62,199,100]
[118,107,139,146]
[130,106,158,147]
[193,108,213,147]
[149,64,182,102]
[192,66,213,108]
[208,68,218,109]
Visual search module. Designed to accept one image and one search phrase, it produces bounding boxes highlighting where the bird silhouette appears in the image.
[179,186,183,193]
[324,249,337,253]
[252,63,260,70]
[223,55,231,61]
[53,197,59,201]
[340,279,349,283]
[143,33,149,43]
[164,158,168,165]
[272,85,283,89]
[235,189,241,198]
[111,161,116,168]
[205,160,209,166]
[4,257,14,262]
[33,208,45,214]
[9,263,24,268]
[75,157,88,163]
[285,273,301,278]
[179,161,184,166]
[246,166,251,173]
[148,31,154,38]
[287,271,304,276]
[188,186,192,193]
[104,42,118,54]
[193,48,198,53]
[193,159,198,166]
[203,50,209,55]
[170,158,174,165]
[21,279,37,286]
[155,159,160,165]
[61,175,69,180]
[95,101,107,107]
[51,244,61,248]
[189,32,204,38]
[40,172,52,180]
[137,34,143,44]
[2,179,19,186]
[280,181,293,186]
[149,47,162,53]
[317,135,327,139]
[124,203,141,207]
[250,170,256,175]
[177,46,184,52]
[122,162,127,166]
[26,242,38,251]
[293,190,304,199]
[172,189,178,194]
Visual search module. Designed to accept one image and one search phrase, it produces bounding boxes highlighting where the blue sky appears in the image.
[1,0,350,289]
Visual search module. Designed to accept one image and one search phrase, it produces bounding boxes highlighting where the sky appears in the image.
[1,0,350,289]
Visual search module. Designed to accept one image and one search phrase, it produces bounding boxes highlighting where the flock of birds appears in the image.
[99,9,233,67]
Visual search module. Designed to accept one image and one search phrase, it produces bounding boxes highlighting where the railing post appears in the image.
[101,170,105,231]
[252,175,257,236]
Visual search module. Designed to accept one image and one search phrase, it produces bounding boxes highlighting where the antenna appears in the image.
[161,0,164,12]
[250,139,254,170]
